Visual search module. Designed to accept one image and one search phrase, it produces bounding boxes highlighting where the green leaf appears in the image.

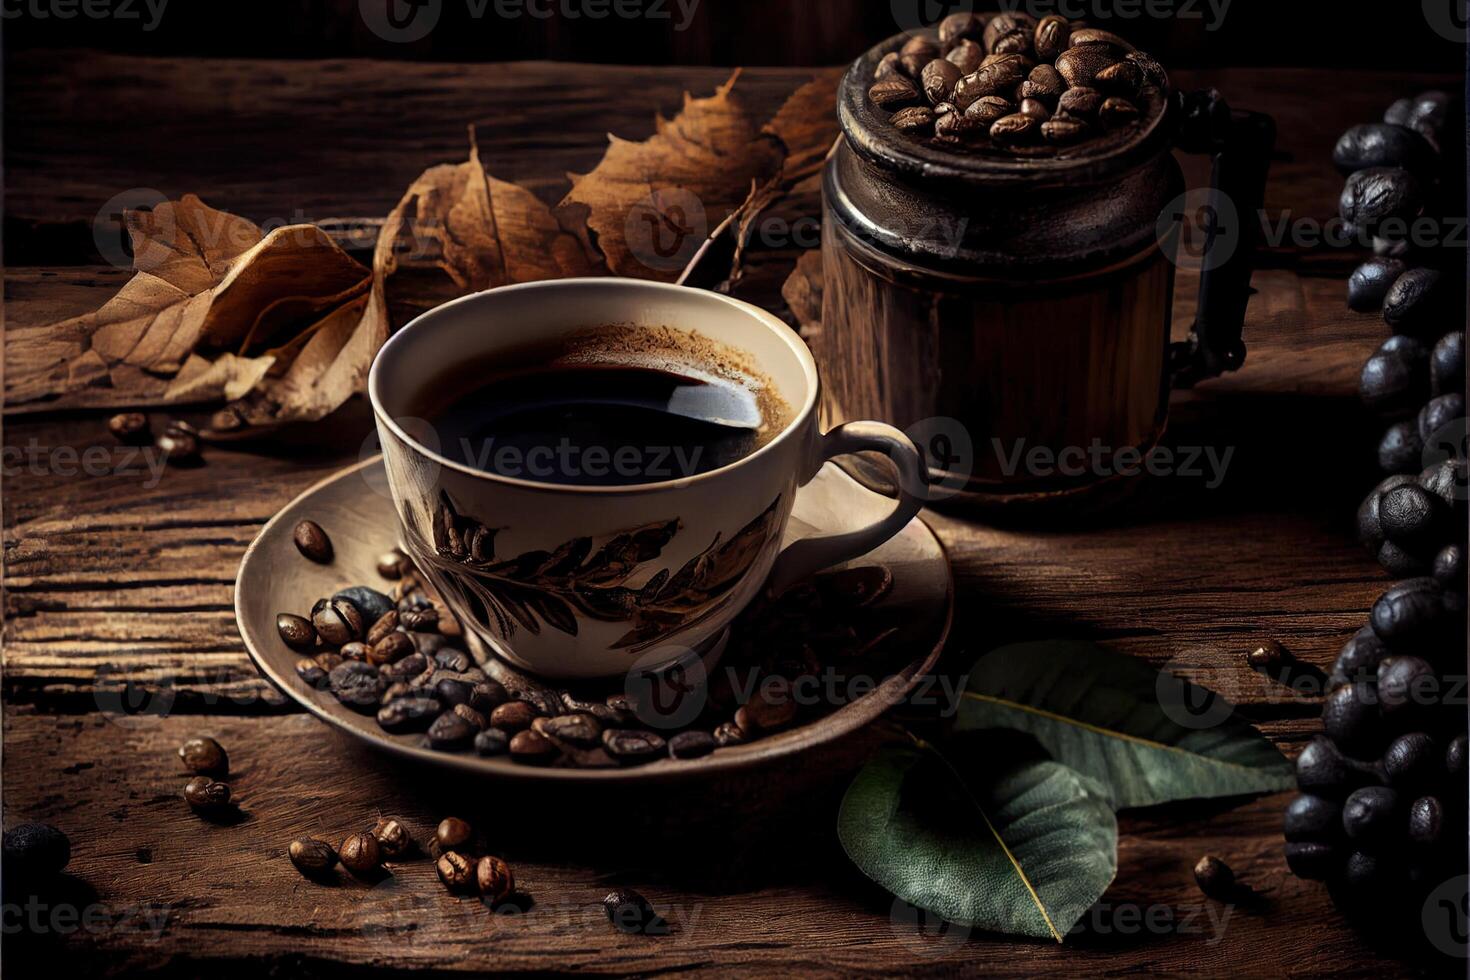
[837,733,1117,942]
[954,640,1294,810]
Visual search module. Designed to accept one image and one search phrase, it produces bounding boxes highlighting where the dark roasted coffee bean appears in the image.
[921,58,961,105]
[368,631,414,666]
[428,710,477,751]
[870,77,921,111]
[983,12,1034,52]
[602,888,666,935]
[1433,543,1464,589]
[1023,64,1065,101]
[1342,786,1400,844]
[1192,855,1236,899]
[475,727,511,756]
[1333,123,1436,175]
[296,657,328,686]
[276,613,317,652]
[945,39,983,75]
[990,113,1038,145]
[891,106,936,137]
[1098,97,1140,128]
[400,606,440,632]
[289,838,338,877]
[900,35,938,60]
[1371,577,1461,648]
[1358,475,1418,553]
[1432,331,1465,397]
[178,736,228,777]
[183,776,231,811]
[1377,655,1437,720]
[1447,733,1467,777]
[668,731,716,759]
[1384,268,1451,337]
[470,681,510,714]
[1375,540,1428,577]
[1067,27,1134,52]
[382,651,429,683]
[1057,86,1103,117]
[1408,796,1444,847]
[339,832,381,876]
[1298,732,1369,795]
[377,697,440,734]
[329,660,384,713]
[335,586,395,624]
[339,641,369,662]
[366,611,399,646]
[376,548,413,580]
[537,713,602,746]
[1419,458,1468,509]
[1041,116,1089,144]
[602,728,666,764]
[713,721,748,747]
[157,421,200,463]
[1346,257,1406,312]
[1380,483,1445,553]
[899,51,931,79]
[938,11,982,46]
[1322,683,1384,757]
[1384,97,1414,127]
[1246,640,1285,671]
[874,51,902,80]
[954,54,1028,109]
[312,597,365,646]
[490,700,539,732]
[1055,45,1115,89]
[964,95,1013,127]
[107,412,149,445]
[1378,420,1424,473]
[1019,98,1051,121]
[434,647,472,673]
[1125,51,1167,89]
[1330,625,1392,689]
[436,817,472,851]
[476,855,515,904]
[1093,62,1142,98]
[934,101,955,116]
[453,703,487,730]
[3,823,71,880]
[935,110,985,143]
[372,817,413,858]
[992,30,1032,57]
[436,850,475,893]
[293,520,333,563]
[1359,334,1430,417]
[509,729,557,765]
[1033,14,1070,61]
[1283,794,1341,842]
[435,678,475,707]
[1284,840,1339,881]
[1339,168,1423,232]
[1383,732,1439,789]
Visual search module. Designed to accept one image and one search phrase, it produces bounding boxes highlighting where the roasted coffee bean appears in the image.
[183,776,231,811]
[964,95,1013,127]
[3,823,71,880]
[289,838,338,877]
[1033,15,1070,61]
[602,728,666,765]
[376,548,413,580]
[453,703,488,730]
[983,12,1033,52]
[339,832,381,876]
[335,586,395,624]
[293,520,333,563]
[938,11,982,46]
[434,678,475,707]
[490,700,540,732]
[933,101,956,116]
[1058,86,1103,117]
[1019,98,1051,121]
[954,54,1028,109]
[1404,90,1450,140]
[1041,117,1089,144]
[157,421,200,463]
[430,648,469,675]
[1377,655,1437,720]
[1408,796,1444,847]
[470,681,510,714]
[1339,168,1423,233]
[107,412,150,445]
[312,597,365,646]
[870,76,921,111]
[900,35,938,60]
[1125,50,1167,89]
[990,113,1038,145]
[1284,840,1339,880]
[1371,577,1462,648]
[602,888,666,935]
[1296,737,1369,797]
[372,817,413,858]
[1283,794,1341,842]
[1067,27,1134,52]
[1246,640,1285,671]
[536,713,603,746]
[1322,683,1384,758]
[1433,543,1464,589]
[178,736,228,777]
[381,651,429,683]
[1342,786,1400,844]
[509,729,557,765]
[377,697,440,734]
[891,106,936,137]
[1383,732,1439,789]
[1419,458,1468,510]
[366,611,400,646]
[1384,268,1451,338]
[1334,123,1436,175]
[340,641,370,662]
[1346,257,1406,312]
[1192,855,1236,899]
[329,660,384,713]
[935,110,984,143]
[945,39,983,75]
[296,657,328,686]
[1093,62,1142,98]
[1023,64,1065,102]
[428,710,478,751]
[436,850,476,893]
[992,30,1032,57]
[435,817,473,851]
[874,51,903,81]
[1054,45,1115,89]
[476,855,516,904]
[1359,334,1430,417]
[1380,483,1446,554]
[735,687,798,733]
[921,58,961,105]
[400,606,440,632]
[1432,331,1465,397]
[1358,474,1417,554]
[1098,97,1140,127]
[1378,420,1424,474]
[899,50,932,79]
[276,613,317,652]
[1448,733,1467,776]
[668,731,716,759]
[712,721,748,747]
[475,727,511,756]
[368,631,415,666]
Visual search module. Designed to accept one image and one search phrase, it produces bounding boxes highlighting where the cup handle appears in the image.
[765,420,927,595]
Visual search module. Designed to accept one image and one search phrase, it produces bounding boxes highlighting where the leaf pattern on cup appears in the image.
[422,491,783,653]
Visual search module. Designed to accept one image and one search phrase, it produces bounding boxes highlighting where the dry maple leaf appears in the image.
[762,69,843,186]
[559,70,785,282]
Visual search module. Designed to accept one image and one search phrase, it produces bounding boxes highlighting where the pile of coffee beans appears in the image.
[282,523,902,769]
[179,735,235,815]
[107,412,203,466]
[867,14,1161,153]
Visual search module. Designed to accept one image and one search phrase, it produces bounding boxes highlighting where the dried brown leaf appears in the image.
[781,249,824,339]
[762,70,843,184]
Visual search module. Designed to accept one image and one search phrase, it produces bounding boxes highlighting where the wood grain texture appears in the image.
[2,56,1456,977]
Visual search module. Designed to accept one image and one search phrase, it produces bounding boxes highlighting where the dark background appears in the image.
[3,0,1466,70]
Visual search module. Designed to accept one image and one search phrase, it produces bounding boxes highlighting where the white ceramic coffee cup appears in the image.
[369,278,924,680]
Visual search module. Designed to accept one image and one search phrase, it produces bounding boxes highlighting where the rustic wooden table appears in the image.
[3,52,1457,977]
